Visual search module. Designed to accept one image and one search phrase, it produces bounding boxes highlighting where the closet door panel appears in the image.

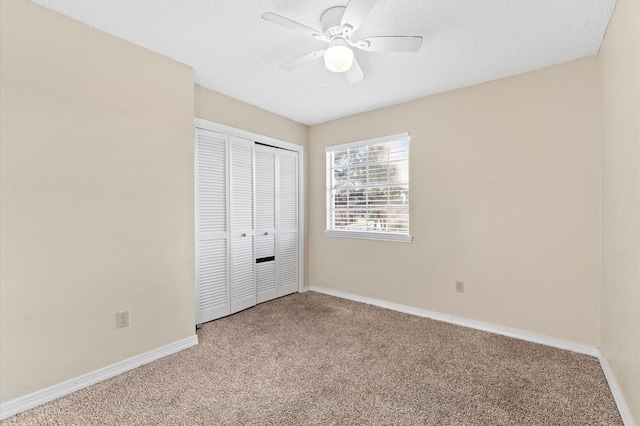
[255,147,276,232]
[230,235,255,312]
[230,136,256,313]
[277,232,298,296]
[277,150,299,297]
[195,129,230,324]
[255,146,277,303]
[230,139,254,231]
[278,152,298,233]
[255,234,276,303]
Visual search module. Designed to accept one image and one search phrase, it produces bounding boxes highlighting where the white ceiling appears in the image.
[30,0,616,125]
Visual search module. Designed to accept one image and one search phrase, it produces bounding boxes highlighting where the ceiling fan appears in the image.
[262,0,423,83]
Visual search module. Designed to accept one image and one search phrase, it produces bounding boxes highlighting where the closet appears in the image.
[195,123,301,325]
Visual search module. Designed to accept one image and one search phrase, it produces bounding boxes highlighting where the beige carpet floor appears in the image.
[3,291,623,425]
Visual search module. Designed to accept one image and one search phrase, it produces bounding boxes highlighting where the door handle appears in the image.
[241,233,246,237]
[264,232,269,235]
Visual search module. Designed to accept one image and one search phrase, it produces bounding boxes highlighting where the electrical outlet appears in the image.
[455,281,464,293]
[116,311,129,328]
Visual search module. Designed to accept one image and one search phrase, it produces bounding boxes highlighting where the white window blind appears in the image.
[325,133,412,243]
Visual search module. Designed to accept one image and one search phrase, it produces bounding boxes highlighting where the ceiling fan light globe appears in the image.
[324,45,354,73]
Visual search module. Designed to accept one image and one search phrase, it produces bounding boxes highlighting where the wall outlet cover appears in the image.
[117,311,130,328]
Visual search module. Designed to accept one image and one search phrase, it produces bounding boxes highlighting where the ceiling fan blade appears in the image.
[358,36,423,52]
[280,50,325,71]
[262,12,327,40]
[341,0,377,32]
[345,56,365,83]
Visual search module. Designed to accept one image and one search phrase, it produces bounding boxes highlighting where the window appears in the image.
[325,133,411,243]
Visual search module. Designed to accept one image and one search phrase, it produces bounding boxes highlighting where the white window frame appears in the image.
[325,133,412,243]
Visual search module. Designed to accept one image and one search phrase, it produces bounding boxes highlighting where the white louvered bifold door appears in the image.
[195,129,230,324]
[229,136,256,314]
[254,145,277,303]
[277,150,299,297]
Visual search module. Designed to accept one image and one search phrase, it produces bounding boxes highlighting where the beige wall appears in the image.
[308,58,601,345]
[0,0,196,403]
[195,85,310,286]
[195,85,308,147]
[599,0,640,423]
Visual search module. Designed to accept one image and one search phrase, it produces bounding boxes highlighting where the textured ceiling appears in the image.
[30,0,616,125]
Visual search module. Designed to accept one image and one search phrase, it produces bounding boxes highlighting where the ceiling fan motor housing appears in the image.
[321,6,349,39]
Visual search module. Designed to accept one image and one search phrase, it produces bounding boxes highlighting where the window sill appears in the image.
[324,230,413,243]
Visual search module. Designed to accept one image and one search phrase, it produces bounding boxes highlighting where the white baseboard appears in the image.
[310,286,598,356]
[598,351,637,426]
[0,335,198,420]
